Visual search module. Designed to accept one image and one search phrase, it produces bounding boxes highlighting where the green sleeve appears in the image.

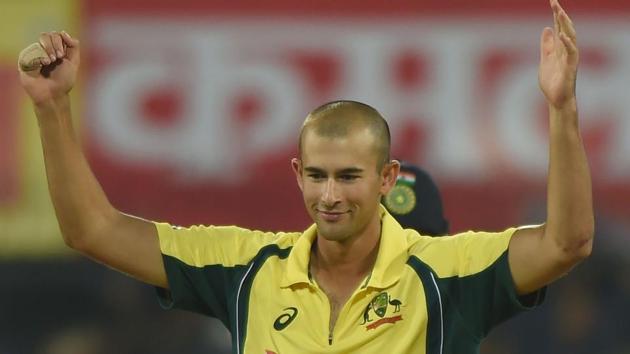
[156,255,250,328]
[152,222,277,327]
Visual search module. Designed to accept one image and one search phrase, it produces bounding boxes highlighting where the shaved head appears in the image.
[299,100,391,171]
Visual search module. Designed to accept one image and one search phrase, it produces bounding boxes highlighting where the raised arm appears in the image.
[19,31,167,288]
[508,0,594,295]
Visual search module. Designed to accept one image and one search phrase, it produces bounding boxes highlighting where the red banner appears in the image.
[366,315,403,331]
[81,1,630,232]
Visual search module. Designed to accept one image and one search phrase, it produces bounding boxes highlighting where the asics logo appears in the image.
[273,307,298,331]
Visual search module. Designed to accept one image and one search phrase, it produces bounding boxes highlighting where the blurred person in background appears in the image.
[18,0,593,353]
[383,161,449,236]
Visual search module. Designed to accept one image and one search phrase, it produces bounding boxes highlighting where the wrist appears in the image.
[549,97,577,115]
[548,98,580,135]
[34,95,71,116]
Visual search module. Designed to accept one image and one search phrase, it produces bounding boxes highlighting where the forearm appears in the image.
[35,95,119,249]
[546,100,594,261]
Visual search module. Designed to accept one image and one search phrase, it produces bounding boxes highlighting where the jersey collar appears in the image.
[280,205,409,289]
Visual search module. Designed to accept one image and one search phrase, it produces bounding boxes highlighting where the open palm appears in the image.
[538,0,578,109]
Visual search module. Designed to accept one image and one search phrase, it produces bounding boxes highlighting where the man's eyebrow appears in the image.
[304,167,325,174]
[337,167,364,174]
[303,167,364,174]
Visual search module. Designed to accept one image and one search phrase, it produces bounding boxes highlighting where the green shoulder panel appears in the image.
[156,243,292,354]
[439,252,545,344]
[408,252,545,354]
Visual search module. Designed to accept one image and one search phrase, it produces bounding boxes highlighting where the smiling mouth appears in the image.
[316,210,347,222]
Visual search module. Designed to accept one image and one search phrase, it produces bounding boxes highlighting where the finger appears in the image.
[50,31,65,59]
[60,31,80,63]
[560,32,579,62]
[559,9,577,40]
[551,0,561,36]
[38,32,55,64]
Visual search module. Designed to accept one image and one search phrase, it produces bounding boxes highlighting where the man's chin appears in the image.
[315,223,350,242]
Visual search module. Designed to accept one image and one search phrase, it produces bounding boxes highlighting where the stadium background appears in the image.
[1,0,629,353]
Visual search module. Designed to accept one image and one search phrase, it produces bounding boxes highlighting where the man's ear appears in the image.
[380,160,400,195]
[291,158,304,191]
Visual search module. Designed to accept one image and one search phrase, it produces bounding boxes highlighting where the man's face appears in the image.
[292,128,396,242]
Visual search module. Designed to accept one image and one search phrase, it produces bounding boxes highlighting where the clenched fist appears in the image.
[19,31,80,106]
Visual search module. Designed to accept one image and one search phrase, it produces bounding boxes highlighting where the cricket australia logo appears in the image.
[360,292,403,330]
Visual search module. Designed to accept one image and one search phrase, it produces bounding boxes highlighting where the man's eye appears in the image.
[308,174,325,180]
[339,175,359,181]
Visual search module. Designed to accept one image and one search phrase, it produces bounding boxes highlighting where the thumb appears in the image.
[540,27,554,61]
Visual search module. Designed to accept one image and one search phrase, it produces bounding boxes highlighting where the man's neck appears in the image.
[311,219,382,277]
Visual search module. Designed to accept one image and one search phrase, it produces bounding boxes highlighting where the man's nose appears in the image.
[321,178,340,206]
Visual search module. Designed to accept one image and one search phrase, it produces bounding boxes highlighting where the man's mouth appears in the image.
[317,210,347,222]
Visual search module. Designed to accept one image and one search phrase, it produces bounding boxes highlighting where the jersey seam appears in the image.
[406,256,444,354]
[235,244,293,354]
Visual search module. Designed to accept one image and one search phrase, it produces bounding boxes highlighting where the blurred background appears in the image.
[1,0,629,353]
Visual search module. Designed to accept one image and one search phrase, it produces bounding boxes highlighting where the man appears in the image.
[383,162,449,236]
[19,0,593,353]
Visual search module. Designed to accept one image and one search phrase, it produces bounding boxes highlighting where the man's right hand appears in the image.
[19,31,168,289]
[19,31,80,106]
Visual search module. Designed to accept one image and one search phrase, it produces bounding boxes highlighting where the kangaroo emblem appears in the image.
[360,302,373,324]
